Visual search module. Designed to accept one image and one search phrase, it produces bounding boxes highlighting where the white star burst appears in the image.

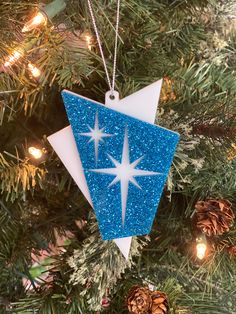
[80,112,113,163]
[90,127,163,225]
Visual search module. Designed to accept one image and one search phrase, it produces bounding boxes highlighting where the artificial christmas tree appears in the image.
[0,0,236,313]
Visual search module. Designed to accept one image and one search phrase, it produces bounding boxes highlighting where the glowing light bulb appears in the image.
[28,63,41,78]
[227,143,236,161]
[196,243,207,260]
[196,236,207,260]
[28,147,43,159]
[22,12,47,33]
[4,50,22,67]
[85,35,92,51]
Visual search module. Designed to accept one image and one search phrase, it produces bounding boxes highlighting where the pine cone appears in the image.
[192,123,236,139]
[151,291,169,314]
[195,199,235,236]
[228,246,236,257]
[127,286,152,314]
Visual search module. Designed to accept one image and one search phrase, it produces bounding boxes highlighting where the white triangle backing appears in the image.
[114,237,133,260]
[106,80,162,124]
[47,79,162,259]
[48,126,92,205]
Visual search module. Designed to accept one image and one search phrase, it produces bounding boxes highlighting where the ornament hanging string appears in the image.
[87,0,121,95]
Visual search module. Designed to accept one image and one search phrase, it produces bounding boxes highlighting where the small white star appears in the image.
[80,112,113,163]
[90,127,164,225]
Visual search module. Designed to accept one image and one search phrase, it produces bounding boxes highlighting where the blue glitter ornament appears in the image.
[62,90,179,240]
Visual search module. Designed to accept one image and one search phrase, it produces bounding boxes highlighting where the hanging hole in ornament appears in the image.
[105,90,119,106]
[109,94,115,100]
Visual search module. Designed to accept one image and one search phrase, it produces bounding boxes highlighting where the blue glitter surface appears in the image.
[62,90,179,240]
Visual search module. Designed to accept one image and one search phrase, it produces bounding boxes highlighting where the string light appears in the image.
[22,12,47,33]
[28,147,44,159]
[85,35,92,51]
[227,143,236,161]
[196,235,207,260]
[28,63,41,78]
[4,49,23,67]
[22,0,67,33]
